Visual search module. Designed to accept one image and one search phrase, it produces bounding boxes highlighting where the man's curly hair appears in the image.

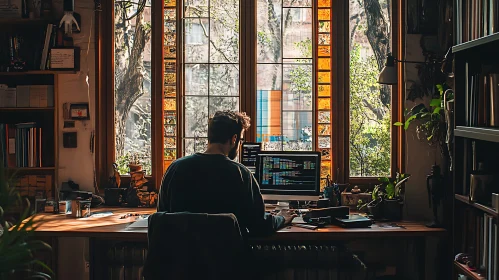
[208,111,251,144]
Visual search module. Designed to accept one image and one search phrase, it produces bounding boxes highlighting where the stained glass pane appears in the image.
[164,9,176,20]
[184,19,209,63]
[318,58,330,70]
[318,98,330,110]
[257,0,282,63]
[164,111,176,124]
[256,90,282,148]
[282,112,313,151]
[164,137,176,148]
[210,64,239,96]
[185,64,208,95]
[321,160,331,178]
[114,0,152,175]
[164,46,176,58]
[164,98,176,111]
[164,149,176,160]
[318,124,330,135]
[185,97,209,137]
[165,125,176,136]
[318,136,330,148]
[164,73,176,86]
[257,64,282,90]
[165,0,176,7]
[165,86,176,98]
[165,21,176,33]
[318,0,330,7]
[319,21,330,33]
[283,8,312,59]
[318,34,330,45]
[318,72,330,83]
[318,9,330,21]
[318,111,330,123]
[318,46,330,57]
[164,60,176,72]
[321,149,331,160]
[318,84,330,97]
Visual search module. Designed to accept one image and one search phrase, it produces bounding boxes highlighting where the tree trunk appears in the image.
[363,0,391,106]
[114,5,151,158]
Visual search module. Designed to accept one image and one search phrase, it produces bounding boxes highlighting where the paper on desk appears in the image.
[127,218,149,228]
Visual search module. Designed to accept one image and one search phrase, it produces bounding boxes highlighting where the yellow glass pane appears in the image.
[318,98,330,110]
[318,58,330,70]
[164,98,176,111]
[165,60,176,72]
[318,34,330,45]
[318,46,330,57]
[321,149,331,160]
[318,9,330,21]
[165,111,176,124]
[164,46,176,58]
[320,179,327,190]
[165,0,176,7]
[318,124,330,136]
[164,86,176,98]
[164,33,175,46]
[164,73,176,86]
[319,21,330,33]
[165,124,176,136]
[164,9,176,20]
[318,0,331,7]
[318,85,330,97]
[164,148,177,160]
[321,160,331,178]
[318,72,330,84]
[165,137,176,149]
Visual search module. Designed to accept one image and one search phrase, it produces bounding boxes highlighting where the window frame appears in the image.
[96,0,404,191]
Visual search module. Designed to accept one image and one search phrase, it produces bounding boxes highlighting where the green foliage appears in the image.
[115,152,152,175]
[349,44,391,177]
[371,172,410,201]
[394,83,453,144]
[0,165,52,279]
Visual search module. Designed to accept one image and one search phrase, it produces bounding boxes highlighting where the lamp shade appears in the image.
[378,55,397,85]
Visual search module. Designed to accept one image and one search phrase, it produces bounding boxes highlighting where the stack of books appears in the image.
[456,0,498,44]
[0,122,43,168]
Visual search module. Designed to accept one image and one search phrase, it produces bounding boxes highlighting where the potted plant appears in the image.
[128,153,143,173]
[0,164,52,279]
[359,172,411,221]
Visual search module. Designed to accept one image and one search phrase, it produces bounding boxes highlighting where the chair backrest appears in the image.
[143,212,249,280]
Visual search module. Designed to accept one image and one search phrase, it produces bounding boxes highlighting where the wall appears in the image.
[57,0,96,193]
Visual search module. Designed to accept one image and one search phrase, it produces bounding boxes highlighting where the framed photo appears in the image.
[49,47,80,71]
[70,103,90,120]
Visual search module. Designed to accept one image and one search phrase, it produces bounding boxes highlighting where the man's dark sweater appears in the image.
[157,153,285,235]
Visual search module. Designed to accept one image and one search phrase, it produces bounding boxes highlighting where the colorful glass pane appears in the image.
[318,136,331,148]
[165,111,176,124]
[164,46,176,58]
[318,124,330,135]
[318,0,331,7]
[164,98,176,111]
[318,34,330,45]
[318,84,330,97]
[318,111,330,123]
[164,149,176,160]
[318,58,330,70]
[321,149,331,160]
[164,60,176,72]
[165,125,176,136]
[164,86,176,98]
[165,137,176,148]
[165,21,176,33]
[319,21,330,33]
[164,33,176,46]
[321,160,331,178]
[164,73,176,86]
[165,0,176,7]
[318,98,330,110]
[318,46,330,57]
[318,72,330,84]
[318,9,330,21]
[164,9,176,20]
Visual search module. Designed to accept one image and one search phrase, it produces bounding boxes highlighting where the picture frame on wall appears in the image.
[49,47,80,71]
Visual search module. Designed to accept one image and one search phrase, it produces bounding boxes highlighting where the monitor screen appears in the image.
[240,142,261,173]
[255,151,321,196]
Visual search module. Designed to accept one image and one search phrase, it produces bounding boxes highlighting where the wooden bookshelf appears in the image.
[455,194,499,218]
[452,33,499,53]
[454,261,485,280]
[455,126,499,143]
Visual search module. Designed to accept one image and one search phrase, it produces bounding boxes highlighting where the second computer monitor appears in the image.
[255,151,321,201]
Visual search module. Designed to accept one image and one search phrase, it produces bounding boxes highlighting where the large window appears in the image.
[101,0,400,188]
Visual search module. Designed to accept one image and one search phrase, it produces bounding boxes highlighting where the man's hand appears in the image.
[276,209,298,225]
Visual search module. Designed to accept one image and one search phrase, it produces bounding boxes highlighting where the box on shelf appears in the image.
[0,0,22,18]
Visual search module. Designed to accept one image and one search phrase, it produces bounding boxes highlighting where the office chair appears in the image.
[143,212,251,280]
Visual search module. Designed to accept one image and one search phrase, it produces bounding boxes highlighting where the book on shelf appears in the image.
[0,84,54,108]
[476,214,498,280]
[15,174,53,199]
[464,70,499,127]
[0,122,44,168]
[456,0,499,44]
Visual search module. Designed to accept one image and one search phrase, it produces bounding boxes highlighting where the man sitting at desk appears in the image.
[157,110,295,235]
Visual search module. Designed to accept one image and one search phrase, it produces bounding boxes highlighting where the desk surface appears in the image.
[30,207,446,241]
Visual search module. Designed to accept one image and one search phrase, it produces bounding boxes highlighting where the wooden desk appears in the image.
[31,207,447,279]
[31,207,446,241]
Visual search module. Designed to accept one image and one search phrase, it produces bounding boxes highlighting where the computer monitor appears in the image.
[255,151,321,201]
[240,142,261,173]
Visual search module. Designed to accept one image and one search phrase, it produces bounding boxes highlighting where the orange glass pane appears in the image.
[318,124,330,135]
[318,46,330,57]
[164,98,176,111]
[318,85,330,97]
[164,161,172,171]
[164,148,177,160]
[165,137,176,149]
[318,0,331,7]
[318,72,330,84]
[318,9,330,21]
[321,160,331,178]
[165,0,176,7]
[164,46,176,58]
[318,98,330,110]
[320,179,327,190]
[318,58,330,70]
[165,60,176,72]
[165,86,176,98]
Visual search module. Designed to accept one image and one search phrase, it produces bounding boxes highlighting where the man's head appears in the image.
[207,111,251,160]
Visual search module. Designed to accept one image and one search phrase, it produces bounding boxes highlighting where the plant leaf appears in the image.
[394,122,403,126]
[433,107,442,114]
[385,183,395,199]
[430,98,441,107]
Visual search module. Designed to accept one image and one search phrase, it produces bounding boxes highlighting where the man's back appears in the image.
[158,153,284,235]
